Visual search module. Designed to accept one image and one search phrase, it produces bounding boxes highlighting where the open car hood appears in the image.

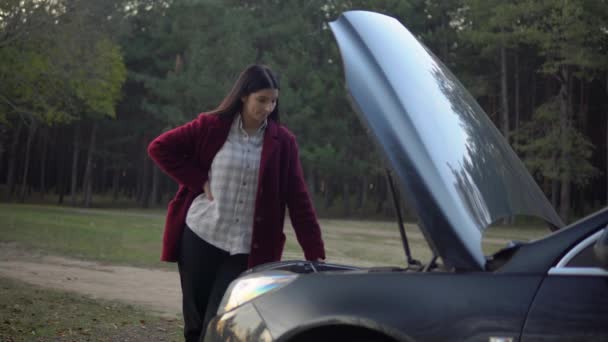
[329,11,564,271]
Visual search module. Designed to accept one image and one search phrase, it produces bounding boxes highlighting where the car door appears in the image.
[521,228,608,341]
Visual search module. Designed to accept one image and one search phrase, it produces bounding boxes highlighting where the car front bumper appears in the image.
[203,303,273,342]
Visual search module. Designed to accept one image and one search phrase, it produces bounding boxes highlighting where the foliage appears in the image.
[523,0,608,77]
[71,38,127,120]
[0,0,127,125]
[514,98,598,185]
[1,0,608,220]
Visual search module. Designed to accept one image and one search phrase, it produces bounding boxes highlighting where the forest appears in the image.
[1,0,607,223]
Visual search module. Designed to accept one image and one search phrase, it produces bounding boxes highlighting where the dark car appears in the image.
[204,10,608,342]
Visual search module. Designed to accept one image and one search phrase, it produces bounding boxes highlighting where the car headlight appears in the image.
[218,272,298,314]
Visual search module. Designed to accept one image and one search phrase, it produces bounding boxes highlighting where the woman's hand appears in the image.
[203,180,214,200]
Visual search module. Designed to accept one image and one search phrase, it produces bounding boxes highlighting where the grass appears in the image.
[0,203,550,341]
[0,277,182,342]
[0,203,550,268]
[0,204,169,269]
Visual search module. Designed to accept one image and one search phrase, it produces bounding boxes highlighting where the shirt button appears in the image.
[236,219,240,223]
[255,216,262,222]
[252,243,259,249]
[242,182,246,186]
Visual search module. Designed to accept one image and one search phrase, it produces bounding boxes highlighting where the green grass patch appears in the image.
[0,203,549,268]
[0,204,168,269]
[0,276,181,342]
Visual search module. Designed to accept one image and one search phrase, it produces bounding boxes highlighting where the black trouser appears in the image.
[177,225,248,342]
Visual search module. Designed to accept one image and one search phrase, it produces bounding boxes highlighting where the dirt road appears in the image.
[0,243,181,318]
[0,222,517,321]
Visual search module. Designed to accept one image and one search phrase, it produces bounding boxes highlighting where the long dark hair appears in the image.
[209,64,280,122]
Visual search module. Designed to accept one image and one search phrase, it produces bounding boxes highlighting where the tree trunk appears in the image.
[0,128,4,173]
[342,181,350,216]
[488,94,496,122]
[112,166,120,201]
[559,174,570,222]
[139,139,151,208]
[70,124,80,206]
[579,80,589,130]
[57,147,66,204]
[357,175,368,210]
[558,66,571,222]
[551,178,559,210]
[383,174,394,217]
[99,157,107,195]
[306,170,316,199]
[375,174,386,214]
[323,178,334,210]
[514,51,520,137]
[135,166,142,202]
[150,164,160,207]
[39,127,49,198]
[5,121,22,202]
[500,43,510,143]
[56,126,65,204]
[531,72,536,115]
[499,42,510,227]
[82,123,97,208]
[19,119,37,202]
[136,143,144,203]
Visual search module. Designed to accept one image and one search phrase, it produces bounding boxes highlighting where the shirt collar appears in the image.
[235,114,267,137]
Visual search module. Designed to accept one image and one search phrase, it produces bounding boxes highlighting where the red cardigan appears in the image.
[147,113,325,267]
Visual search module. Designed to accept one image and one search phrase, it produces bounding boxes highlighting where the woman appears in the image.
[147,64,325,341]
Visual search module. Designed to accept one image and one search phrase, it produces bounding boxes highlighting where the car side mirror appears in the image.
[594,228,608,269]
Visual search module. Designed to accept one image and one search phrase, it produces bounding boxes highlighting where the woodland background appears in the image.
[1,0,608,223]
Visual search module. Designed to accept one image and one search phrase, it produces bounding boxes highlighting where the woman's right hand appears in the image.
[203,180,214,201]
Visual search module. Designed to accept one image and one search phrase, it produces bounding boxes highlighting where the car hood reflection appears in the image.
[329,11,563,271]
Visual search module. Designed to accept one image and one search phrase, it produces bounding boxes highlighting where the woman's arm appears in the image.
[286,135,326,261]
[147,115,207,193]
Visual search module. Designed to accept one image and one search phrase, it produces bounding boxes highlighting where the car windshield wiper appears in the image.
[386,169,422,269]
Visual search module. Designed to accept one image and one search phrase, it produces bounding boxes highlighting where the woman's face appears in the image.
[241,88,279,127]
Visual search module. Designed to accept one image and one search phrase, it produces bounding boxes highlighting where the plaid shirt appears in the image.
[185,115,266,254]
